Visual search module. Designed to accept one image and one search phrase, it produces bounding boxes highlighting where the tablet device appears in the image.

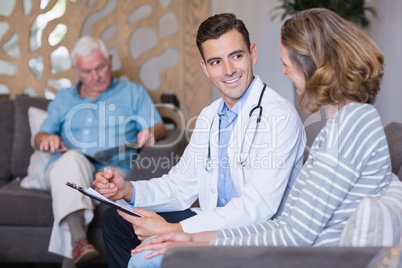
[66,182,142,217]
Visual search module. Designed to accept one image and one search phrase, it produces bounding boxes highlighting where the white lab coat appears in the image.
[133,76,306,233]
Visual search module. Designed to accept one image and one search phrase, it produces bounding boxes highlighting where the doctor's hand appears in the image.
[131,231,210,259]
[94,168,133,201]
[117,208,183,241]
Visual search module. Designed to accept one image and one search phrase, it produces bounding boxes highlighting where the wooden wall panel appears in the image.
[0,0,211,124]
[183,0,211,124]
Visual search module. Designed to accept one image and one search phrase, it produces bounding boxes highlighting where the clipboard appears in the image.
[91,142,140,165]
[52,142,140,166]
[66,182,142,217]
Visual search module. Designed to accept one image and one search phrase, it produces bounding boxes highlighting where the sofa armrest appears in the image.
[385,122,402,175]
[127,129,188,181]
[161,246,383,268]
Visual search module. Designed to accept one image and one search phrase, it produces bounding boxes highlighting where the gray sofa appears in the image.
[162,246,384,268]
[161,122,402,268]
[0,95,188,265]
[1,95,400,267]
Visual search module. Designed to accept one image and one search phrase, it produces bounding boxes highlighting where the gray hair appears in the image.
[70,36,109,66]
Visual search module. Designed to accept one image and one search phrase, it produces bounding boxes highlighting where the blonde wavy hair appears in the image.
[281,8,385,113]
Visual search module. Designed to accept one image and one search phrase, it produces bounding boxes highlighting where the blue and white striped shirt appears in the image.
[212,103,392,246]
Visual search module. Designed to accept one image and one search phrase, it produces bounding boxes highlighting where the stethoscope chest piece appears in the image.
[205,158,213,172]
[237,152,249,167]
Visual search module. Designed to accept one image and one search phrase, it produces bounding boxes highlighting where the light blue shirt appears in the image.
[216,77,255,206]
[40,77,163,173]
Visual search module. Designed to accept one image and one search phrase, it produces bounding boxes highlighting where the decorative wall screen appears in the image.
[0,0,210,121]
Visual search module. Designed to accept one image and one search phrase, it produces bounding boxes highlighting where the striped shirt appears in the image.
[212,103,392,247]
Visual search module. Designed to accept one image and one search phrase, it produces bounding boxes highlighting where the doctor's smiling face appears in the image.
[200,29,257,109]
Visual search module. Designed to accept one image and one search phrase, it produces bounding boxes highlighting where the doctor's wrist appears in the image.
[123,181,134,201]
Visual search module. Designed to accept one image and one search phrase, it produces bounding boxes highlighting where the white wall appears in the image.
[211,0,295,103]
[369,0,402,126]
[211,0,402,126]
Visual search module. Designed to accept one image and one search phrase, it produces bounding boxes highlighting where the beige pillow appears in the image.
[20,107,52,191]
[339,173,402,246]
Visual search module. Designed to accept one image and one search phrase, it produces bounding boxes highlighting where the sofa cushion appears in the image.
[384,122,402,175]
[339,173,402,246]
[161,246,382,268]
[10,95,50,179]
[127,129,188,180]
[0,180,54,226]
[20,151,52,190]
[20,107,52,190]
[27,106,48,147]
[0,99,14,182]
[0,180,108,227]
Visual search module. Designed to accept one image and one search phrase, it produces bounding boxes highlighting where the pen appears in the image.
[104,167,109,188]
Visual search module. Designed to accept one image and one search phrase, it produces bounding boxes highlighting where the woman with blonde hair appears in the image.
[128,8,393,266]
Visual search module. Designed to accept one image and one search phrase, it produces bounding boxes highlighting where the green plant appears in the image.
[273,0,376,27]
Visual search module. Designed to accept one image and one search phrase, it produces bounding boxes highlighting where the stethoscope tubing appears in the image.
[205,83,267,172]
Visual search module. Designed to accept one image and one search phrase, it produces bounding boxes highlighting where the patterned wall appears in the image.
[0,0,210,122]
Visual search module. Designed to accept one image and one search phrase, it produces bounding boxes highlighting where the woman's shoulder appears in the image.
[321,103,384,150]
[337,103,381,128]
[343,102,377,111]
[336,103,386,154]
[311,103,388,167]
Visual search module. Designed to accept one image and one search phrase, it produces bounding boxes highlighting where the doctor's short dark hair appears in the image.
[196,13,251,61]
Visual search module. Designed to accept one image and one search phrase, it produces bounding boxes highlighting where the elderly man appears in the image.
[34,36,166,267]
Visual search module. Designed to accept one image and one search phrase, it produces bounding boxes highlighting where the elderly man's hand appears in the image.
[137,128,155,148]
[35,132,67,152]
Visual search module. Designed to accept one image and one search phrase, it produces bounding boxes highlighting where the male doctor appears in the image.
[94,13,306,268]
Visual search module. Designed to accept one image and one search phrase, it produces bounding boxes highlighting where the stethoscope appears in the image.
[205,83,267,172]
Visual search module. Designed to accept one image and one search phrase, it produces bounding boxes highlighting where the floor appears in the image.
[0,264,58,268]
[0,263,108,268]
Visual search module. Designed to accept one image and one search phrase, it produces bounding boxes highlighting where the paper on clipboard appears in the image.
[66,182,142,217]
